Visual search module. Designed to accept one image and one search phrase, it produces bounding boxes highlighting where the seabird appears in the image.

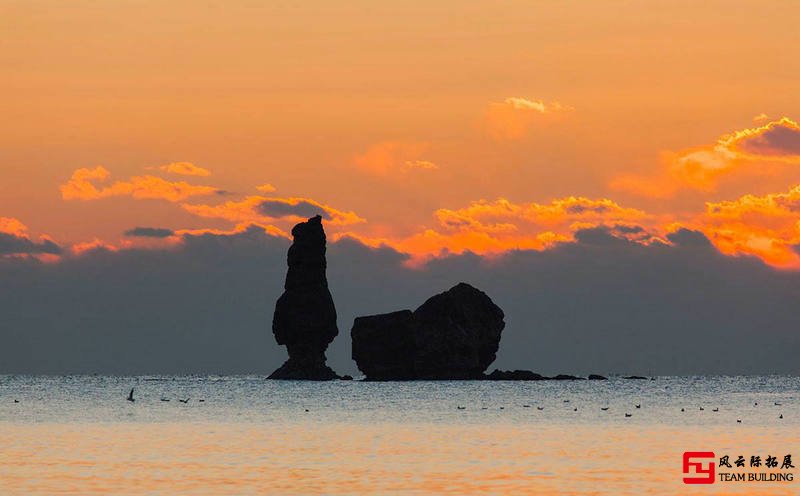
[779,414,783,419]
[179,398,190,404]
[304,409,309,412]
[712,408,719,412]
[523,404,531,408]
[457,406,466,410]
[681,408,684,412]
[563,400,570,403]
[775,402,782,406]
[160,398,170,402]
[625,413,632,418]
[601,407,609,411]
[754,402,758,406]
[699,407,704,411]
[537,406,544,411]
[14,399,19,403]
[737,419,742,423]
[573,407,577,412]
[199,399,205,402]
[127,388,135,402]
[635,404,641,409]
[499,406,504,410]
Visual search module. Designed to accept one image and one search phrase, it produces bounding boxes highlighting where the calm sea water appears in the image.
[1,375,797,495]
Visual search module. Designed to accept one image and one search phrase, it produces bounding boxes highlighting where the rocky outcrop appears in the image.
[269,215,340,380]
[485,369,546,381]
[485,370,588,380]
[550,374,584,380]
[351,283,505,380]
[588,374,608,380]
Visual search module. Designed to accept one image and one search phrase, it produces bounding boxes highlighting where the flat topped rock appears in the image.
[351,282,505,380]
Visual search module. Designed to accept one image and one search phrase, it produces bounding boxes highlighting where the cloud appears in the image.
[1,221,798,375]
[485,97,572,140]
[124,227,176,238]
[159,162,211,177]
[611,117,800,197]
[0,217,28,237]
[502,97,568,113]
[257,183,277,193]
[0,217,61,256]
[70,238,120,256]
[390,196,652,259]
[60,166,221,202]
[666,228,712,248]
[697,184,800,267]
[728,117,800,157]
[182,195,365,227]
[403,160,438,171]
[0,232,61,256]
[257,198,332,220]
[353,141,435,176]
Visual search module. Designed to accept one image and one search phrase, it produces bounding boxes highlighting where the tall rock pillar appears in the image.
[269,215,340,380]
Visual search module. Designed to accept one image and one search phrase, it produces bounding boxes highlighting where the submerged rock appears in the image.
[485,369,546,381]
[351,283,505,380]
[550,374,584,381]
[269,215,340,380]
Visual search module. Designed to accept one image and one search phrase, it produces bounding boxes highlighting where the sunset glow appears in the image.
[2,1,800,270]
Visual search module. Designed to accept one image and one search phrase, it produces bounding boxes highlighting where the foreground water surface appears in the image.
[0,375,797,495]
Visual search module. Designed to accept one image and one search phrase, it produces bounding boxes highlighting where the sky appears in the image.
[2,1,800,374]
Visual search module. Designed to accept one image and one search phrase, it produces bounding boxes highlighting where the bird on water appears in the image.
[127,388,135,402]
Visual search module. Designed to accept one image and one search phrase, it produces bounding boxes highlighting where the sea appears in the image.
[0,375,797,495]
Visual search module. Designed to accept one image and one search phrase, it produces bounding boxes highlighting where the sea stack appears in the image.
[351,282,505,380]
[269,215,340,380]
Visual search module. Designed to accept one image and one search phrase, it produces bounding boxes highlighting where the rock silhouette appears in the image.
[485,369,546,381]
[485,370,594,380]
[351,282,505,380]
[269,215,340,380]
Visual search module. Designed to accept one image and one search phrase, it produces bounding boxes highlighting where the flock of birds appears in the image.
[125,388,203,404]
[122,389,788,423]
[454,399,786,422]
[4,389,789,423]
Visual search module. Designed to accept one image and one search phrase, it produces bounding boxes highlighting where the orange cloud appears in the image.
[182,195,365,227]
[353,141,435,176]
[381,196,652,262]
[159,162,211,177]
[697,184,800,268]
[726,117,800,158]
[0,217,62,258]
[175,223,288,240]
[60,166,221,202]
[70,238,121,256]
[257,183,277,193]
[0,217,28,237]
[485,97,572,140]
[611,117,800,198]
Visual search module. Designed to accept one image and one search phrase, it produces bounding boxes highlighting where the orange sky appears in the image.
[3,1,800,267]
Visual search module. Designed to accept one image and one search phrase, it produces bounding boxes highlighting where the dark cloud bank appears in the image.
[0,225,798,375]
